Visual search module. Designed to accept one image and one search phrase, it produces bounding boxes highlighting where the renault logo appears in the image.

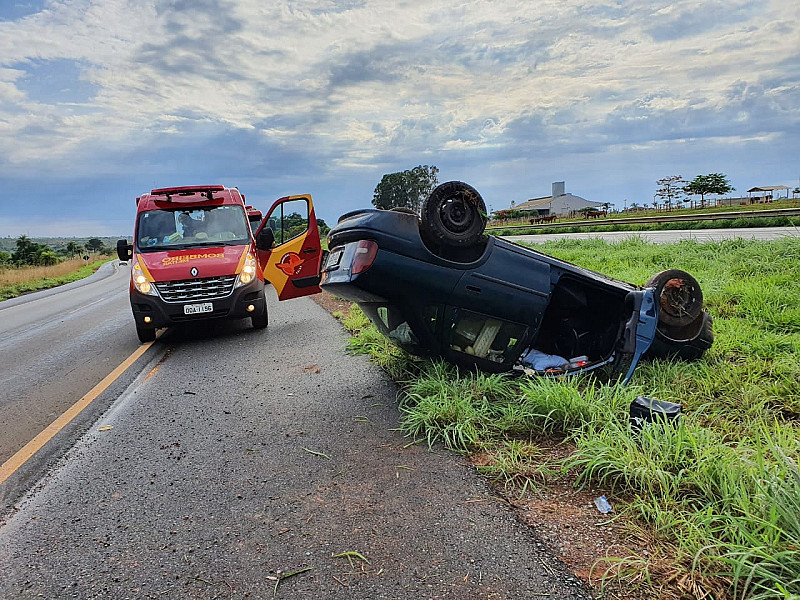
[190,267,199,277]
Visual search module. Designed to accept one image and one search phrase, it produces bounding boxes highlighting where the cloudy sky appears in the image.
[0,0,798,237]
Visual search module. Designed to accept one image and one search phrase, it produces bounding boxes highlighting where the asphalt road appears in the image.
[0,272,589,598]
[503,225,800,244]
[0,261,140,467]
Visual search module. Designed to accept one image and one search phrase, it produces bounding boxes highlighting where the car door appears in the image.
[256,194,323,300]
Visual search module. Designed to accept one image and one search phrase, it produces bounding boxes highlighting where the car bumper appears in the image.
[130,278,265,329]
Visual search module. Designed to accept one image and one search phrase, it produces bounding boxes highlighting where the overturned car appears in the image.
[321,182,713,383]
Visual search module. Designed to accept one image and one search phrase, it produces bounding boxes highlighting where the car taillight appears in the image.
[351,240,378,275]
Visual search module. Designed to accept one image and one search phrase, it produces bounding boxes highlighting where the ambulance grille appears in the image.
[156,275,237,303]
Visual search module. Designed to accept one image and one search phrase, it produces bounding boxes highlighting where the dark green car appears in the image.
[322,182,713,383]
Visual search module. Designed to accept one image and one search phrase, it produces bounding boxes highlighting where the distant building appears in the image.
[746,186,790,202]
[717,185,791,207]
[511,182,603,217]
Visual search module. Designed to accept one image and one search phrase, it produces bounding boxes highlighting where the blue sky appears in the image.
[0,0,798,237]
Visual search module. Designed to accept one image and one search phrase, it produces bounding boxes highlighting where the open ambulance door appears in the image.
[255,194,323,300]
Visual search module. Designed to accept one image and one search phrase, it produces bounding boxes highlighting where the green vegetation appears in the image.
[0,258,109,301]
[684,173,736,207]
[492,213,800,237]
[372,165,439,213]
[338,237,800,599]
[0,235,118,259]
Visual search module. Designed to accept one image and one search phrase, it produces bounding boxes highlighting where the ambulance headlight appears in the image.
[236,252,258,288]
[132,257,157,296]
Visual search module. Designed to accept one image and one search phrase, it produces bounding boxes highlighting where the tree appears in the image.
[39,249,58,266]
[684,173,735,208]
[10,235,59,266]
[66,241,81,257]
[85,238,104,253]
[655,176,687,211]
[372,165,439,214]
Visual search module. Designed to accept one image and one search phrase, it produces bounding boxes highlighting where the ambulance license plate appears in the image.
[184,302,213,315]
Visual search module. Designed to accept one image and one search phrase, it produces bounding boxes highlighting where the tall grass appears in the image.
[0,257,110,301]
[343,237,800,599]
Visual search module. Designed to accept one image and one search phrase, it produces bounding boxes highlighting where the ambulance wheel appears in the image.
[136,325,156,343]
[251,308,268,329]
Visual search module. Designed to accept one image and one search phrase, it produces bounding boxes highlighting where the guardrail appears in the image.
[487,208,800,232]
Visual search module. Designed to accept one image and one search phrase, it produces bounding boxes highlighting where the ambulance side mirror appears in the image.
[256,227,275,250]
[117,239,133,261]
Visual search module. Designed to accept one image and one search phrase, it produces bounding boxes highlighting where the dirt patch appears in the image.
[469,440,656,600]
[311,290,352,316]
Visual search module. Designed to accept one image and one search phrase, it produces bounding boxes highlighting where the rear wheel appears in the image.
[647,269,703,328]
[647,313,714,361]
[421,181,487,249]
[136,325,156,343]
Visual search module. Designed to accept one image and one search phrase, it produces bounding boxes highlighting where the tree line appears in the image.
[0,236,108,267]
[655,173,735,209]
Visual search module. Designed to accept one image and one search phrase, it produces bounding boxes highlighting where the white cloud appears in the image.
[0,0,797,230]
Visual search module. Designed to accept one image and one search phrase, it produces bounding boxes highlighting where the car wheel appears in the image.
[136,325,156,343]
[647,313,714,361]
[421,181,487,249]
[251,307,268,330]
[647,269,703,327]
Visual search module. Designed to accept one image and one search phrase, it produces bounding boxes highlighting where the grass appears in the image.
[488,198,800,234]
[0,256,111,301]
[492,214,800,237]
[337,236,800,599]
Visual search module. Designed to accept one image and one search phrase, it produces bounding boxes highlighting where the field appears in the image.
[0,257,111,301]
[488,198,800,237]
[334,237,800,600]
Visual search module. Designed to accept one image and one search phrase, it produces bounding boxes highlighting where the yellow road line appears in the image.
[0,340,156,485]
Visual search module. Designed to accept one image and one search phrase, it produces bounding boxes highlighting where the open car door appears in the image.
[255,194,323,300]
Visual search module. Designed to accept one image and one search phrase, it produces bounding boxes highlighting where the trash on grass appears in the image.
[594,495,613,514]
[630,396,682,431]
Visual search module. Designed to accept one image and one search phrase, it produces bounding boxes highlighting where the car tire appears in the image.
[136,325,156,343]
[251,307,268,330]
[421,181,487,249]
[647,313,714,361]
[647,269,704,328]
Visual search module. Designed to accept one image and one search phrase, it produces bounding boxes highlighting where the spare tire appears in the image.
[421,181,487,248]
[647,269,704,328]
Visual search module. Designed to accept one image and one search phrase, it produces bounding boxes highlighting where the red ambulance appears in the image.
[117,185,323,342]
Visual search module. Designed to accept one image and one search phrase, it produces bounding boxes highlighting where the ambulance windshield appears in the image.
[136,205,250,251]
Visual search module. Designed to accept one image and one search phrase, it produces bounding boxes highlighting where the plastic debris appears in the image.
[630,396,682,431]
[569,355,589,368]
[98,425,114,432]
[594,495,613,514]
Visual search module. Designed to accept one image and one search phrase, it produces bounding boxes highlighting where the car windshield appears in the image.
[136,205,250,251]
